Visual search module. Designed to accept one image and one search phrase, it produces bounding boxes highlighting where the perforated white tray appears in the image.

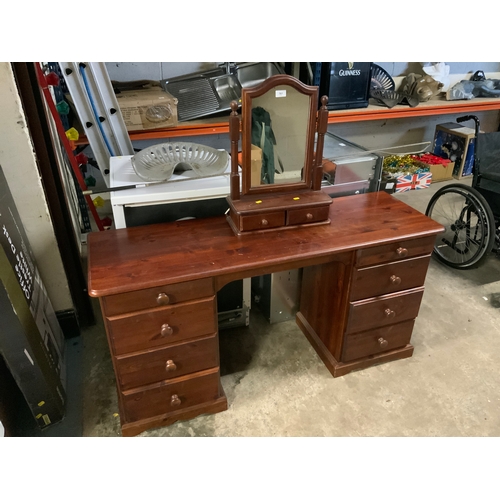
[131,142,230,181]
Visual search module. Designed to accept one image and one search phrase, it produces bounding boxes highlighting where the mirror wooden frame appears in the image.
[226,74,332,236]
[240,75,318,194]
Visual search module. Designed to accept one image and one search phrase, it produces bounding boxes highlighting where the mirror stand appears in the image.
[226,75,332,235]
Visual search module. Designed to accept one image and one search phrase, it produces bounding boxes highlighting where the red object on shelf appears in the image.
[45,72,60,86]
[101,217,113,228]
[75,153,88,165]
[412,153,452,165]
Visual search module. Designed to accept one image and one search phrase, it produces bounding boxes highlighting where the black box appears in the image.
[0,164,66,429]
[379,175,397,194]
[318,62,372,110]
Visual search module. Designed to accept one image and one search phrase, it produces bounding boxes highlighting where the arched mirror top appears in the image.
[240,75,319,195]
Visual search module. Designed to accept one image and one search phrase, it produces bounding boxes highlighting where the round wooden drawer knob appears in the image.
[390,275,401,285]
[261,219,268,226]
[384,308,396,318]
[165,359,177,372]
[170,394,181,407]
[160,323,174,337]
[306,213,313,220]
[396,247,408,258]
[156,292,170,305]
[378,338,388,348]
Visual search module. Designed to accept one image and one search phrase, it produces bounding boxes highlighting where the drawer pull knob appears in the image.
[396,247,408,258]
[165,359,177,372]
[384,308,396,318]
[390,275,401,285]
[157,293,170,305]
[170,394,181,407]
[306,213,313,220]
[378,338,388,348]
[160,323,174,337]
[261,219,268,226]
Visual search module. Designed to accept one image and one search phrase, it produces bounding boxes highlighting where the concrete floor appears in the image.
[78,179,500,437]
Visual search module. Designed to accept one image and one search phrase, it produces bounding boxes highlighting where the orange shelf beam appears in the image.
[326,97,500,124]
[74,97,500,146]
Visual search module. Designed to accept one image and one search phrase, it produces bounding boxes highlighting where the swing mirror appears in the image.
[226,75,331,235]
[240,75,319,195]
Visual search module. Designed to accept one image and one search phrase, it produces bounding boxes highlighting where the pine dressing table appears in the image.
[87,191,443,436]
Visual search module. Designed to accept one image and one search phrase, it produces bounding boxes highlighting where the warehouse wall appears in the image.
[104,61,500,157]
[377,62,500,79]
[105,62,221,81]
[104,62,500,85]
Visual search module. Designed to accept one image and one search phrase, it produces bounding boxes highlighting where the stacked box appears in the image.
[0,165,66,429]
[412,154,455,183]
[428,161,454,182]
[115,87,178,131]
[432,122,475,179]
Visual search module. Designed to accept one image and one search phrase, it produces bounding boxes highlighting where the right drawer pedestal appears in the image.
[340,243,432,366]
[297,236,435,377]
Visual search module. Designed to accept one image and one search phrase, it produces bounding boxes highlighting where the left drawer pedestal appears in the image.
[99,278,227,437]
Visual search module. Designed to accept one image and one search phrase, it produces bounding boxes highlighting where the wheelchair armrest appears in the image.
[480,172,500,183]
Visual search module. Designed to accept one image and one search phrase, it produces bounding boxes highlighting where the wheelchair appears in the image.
[425,115,500,269]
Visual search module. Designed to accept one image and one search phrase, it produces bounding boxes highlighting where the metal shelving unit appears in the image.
[74,97,500,145]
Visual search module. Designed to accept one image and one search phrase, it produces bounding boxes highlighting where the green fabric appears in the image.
[251,107,277,184]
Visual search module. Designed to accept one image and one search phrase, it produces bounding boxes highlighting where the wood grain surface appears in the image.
[88,192,443,297]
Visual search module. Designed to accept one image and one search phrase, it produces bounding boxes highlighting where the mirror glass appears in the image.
[249,85,311,188]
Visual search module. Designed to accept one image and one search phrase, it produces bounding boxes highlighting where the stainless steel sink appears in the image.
[235,62,283,89]
[161,62,284,121]
[211,74,242,103]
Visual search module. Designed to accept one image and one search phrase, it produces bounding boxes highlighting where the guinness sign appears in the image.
[319,62,372,110]
[336,63,361,77]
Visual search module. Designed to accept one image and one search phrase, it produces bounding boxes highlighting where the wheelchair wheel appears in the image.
[425,183,496,269]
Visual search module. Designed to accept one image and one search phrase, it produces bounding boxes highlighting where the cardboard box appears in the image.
[432,122,475,179]
[115,87,178,131]
[413,154,454,183]
[428,161,455,182]
[0,165,66,429]
[394,172,432,193]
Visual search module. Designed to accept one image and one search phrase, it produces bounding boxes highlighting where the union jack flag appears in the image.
[395,172,432,193]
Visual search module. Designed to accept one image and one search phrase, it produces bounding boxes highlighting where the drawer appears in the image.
[356,235,436,268]
[342,320,415,362]
[350,255,430,301]
[239,211,285,231]
[346,288,424,334]
[286,205,330,226]
[101,278,214,316]
[115,334,219,391]
[121,367,221,422]
[108,297,217,356]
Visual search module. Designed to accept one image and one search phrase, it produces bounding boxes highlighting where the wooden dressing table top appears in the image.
[87,192,443,297]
